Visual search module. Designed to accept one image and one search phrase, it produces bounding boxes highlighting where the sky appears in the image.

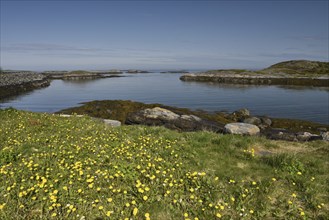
[0,0,328,71]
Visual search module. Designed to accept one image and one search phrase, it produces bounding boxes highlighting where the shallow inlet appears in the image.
[1,72,328,124]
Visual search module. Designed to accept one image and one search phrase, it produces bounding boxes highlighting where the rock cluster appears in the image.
[126,107,222,132]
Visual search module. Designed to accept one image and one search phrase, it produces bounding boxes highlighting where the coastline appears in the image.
[0,71,125,99]
[180,73,329,87]
[0,72,50,99]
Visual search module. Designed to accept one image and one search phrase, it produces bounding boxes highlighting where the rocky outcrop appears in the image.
[0,72,50,99]
[224,123,260,136]
[58,100,329,142]
[126,107,222,132]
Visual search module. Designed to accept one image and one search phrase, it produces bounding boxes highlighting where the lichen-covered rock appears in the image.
[243,117,262,125]
[321,131,329,141]
[260,117,272,126]
[233,108,250,119]
[224,123,260,136]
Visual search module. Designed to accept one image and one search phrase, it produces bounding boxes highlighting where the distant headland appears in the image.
[180,60,329,87]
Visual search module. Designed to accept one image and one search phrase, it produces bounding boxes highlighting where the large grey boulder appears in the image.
[126,107,223,132]
[321,131,329,141]
[103,119,121,127]
[224,123,260,136]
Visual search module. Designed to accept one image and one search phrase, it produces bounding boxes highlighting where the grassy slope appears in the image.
[261,60,329,76]
[0,109,328,219]
[205,60,329,77]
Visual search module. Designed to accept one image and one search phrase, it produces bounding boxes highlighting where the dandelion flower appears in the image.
[106,211,112,217]
[0,203,6,210]
[133,207,138,216]
[143,196,148,201]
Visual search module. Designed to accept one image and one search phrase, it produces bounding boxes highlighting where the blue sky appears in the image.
[1,0,328,70]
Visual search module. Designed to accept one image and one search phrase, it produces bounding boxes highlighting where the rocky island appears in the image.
[0,70,125,99]
[42,70,123,79]
[160,70,189,73]
[180,60,329,87]
[0,71,50,99]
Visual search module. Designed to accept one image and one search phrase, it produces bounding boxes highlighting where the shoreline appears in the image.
[0,72,50,99]
[180,73,329,87]
[57,100,329,142]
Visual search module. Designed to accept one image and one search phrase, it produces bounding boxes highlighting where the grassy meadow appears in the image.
[0,108,328,219]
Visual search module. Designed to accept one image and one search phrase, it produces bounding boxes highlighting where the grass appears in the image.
[0,108,328,219]
[262,60,329,77]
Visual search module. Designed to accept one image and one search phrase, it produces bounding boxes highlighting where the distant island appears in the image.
[160,70,189,74]
[180,60,329,87]
[0,70,124,99]
[42,70,123,79]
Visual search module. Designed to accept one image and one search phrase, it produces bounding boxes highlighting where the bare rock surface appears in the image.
[224,123,260,136]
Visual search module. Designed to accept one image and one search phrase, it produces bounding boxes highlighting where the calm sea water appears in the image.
[1,73,328,124]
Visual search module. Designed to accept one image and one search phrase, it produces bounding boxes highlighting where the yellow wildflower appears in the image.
[133,207,138,216]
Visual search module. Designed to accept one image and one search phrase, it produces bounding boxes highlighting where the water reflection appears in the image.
[182,81,266,90]
[182,80,329,92]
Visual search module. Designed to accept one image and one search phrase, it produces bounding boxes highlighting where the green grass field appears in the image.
[0,109,328,219]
